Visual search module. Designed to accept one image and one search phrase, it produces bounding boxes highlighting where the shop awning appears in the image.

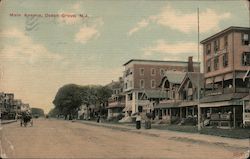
[224,73,233,80]
[179,101,198,107]
[206,78,213,84]
[214,75,223,82]
[199,100,243,108]
[155,101,181,109]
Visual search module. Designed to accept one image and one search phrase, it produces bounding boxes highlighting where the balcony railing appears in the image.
[204,87,249,96]
[108,101,125,107]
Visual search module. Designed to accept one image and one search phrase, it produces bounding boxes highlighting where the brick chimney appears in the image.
[188,56,194,72]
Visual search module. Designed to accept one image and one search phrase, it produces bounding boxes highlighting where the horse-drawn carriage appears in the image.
[20,112,33,127]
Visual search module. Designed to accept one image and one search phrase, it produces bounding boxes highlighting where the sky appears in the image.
[0,0,249,113]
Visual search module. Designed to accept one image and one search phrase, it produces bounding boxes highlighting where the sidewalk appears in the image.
[0,120,17,125]
[74,119,250,151]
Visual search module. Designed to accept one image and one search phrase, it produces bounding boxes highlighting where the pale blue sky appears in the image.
[0,0,248,112]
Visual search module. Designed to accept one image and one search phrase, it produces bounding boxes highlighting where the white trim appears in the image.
[151,79,156,88]
[151,68,156,76]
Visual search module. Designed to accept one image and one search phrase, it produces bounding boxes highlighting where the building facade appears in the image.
[106,77,125,120]
[122,58,200,117]
[200,26,250,128]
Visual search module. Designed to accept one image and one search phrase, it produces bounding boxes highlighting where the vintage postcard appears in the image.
[0,0,250,158]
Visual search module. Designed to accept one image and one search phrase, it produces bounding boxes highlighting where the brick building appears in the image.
[200,26,250,128]
[122,58,200,117]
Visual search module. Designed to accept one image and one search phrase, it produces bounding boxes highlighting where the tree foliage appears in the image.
[52,84,112,117]
[53,84,82,116]
[48,107,60,117]
[31,108,45,117]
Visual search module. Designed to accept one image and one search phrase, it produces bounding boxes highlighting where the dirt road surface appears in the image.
[0,119,248,159]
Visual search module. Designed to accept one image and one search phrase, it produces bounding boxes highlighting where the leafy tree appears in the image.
[53,84,82,119]
[96,86,112,106]
[48,107,60,117]
[31,108,45,117]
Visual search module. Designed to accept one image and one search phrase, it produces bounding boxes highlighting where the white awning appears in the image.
[214,75,223,82]
[200,101,232,108]
[205,78,213,84]
[200,100,242,108]
[224,73,233,80]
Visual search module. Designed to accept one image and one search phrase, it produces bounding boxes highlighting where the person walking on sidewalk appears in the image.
[136,113,141,129]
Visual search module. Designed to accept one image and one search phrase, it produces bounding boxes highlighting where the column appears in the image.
[233,106,236,128]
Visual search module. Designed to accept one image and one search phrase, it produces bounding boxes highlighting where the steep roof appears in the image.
[164,71,186,84]
[178,72,204,92]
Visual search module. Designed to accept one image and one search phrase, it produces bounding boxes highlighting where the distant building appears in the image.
[122,58,200,117]
[106,77,125,120]
[200,26,250,128]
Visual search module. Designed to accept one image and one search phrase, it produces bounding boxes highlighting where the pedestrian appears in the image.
[136,113,141,129]
[97,114,100,123]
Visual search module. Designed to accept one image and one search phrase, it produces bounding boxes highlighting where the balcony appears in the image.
[108,101,125,108]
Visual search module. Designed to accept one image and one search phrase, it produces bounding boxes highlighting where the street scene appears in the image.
[1,0,250,158]
[1,119,249,159]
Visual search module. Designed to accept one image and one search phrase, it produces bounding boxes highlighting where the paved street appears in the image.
[0,119,249,159]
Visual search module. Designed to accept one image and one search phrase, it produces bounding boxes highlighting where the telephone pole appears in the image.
[197,8,201,131]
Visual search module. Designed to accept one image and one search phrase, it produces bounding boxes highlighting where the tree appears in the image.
[31,108,45,117]
[96,86,112,106]
[48,107,60,118]
[53,84,82,119]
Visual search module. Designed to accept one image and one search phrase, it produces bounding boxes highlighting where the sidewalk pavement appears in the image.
[0,120,17,125]
[74,119,250,151]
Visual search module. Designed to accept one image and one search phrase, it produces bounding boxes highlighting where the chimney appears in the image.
[188,56,194,72]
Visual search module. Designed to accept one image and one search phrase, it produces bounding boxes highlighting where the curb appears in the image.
[0,120,17,125]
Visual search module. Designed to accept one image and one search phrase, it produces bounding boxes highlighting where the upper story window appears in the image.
[160,69,164,76]
[140,79,144,89]
[206,43,211,54]
[242,52,250,66]
[214,56,219,70]
[151,68,156,76]
[151,80,156,88]
[223,53,228,67]
[125,68,132,77]
[207,59,211,73]
[214,39,219,52]
[125,83,128,89]
[140,68,144,76]
[242,33,249,45]
[224,35,228,48]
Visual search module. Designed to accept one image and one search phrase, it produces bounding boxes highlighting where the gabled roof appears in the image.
[178,72,204,92]
[165,71,186,84]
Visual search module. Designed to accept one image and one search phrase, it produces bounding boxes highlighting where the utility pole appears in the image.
[197,8,201,131]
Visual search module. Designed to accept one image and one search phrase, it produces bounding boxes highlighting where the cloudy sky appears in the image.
[0,0,249,113]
